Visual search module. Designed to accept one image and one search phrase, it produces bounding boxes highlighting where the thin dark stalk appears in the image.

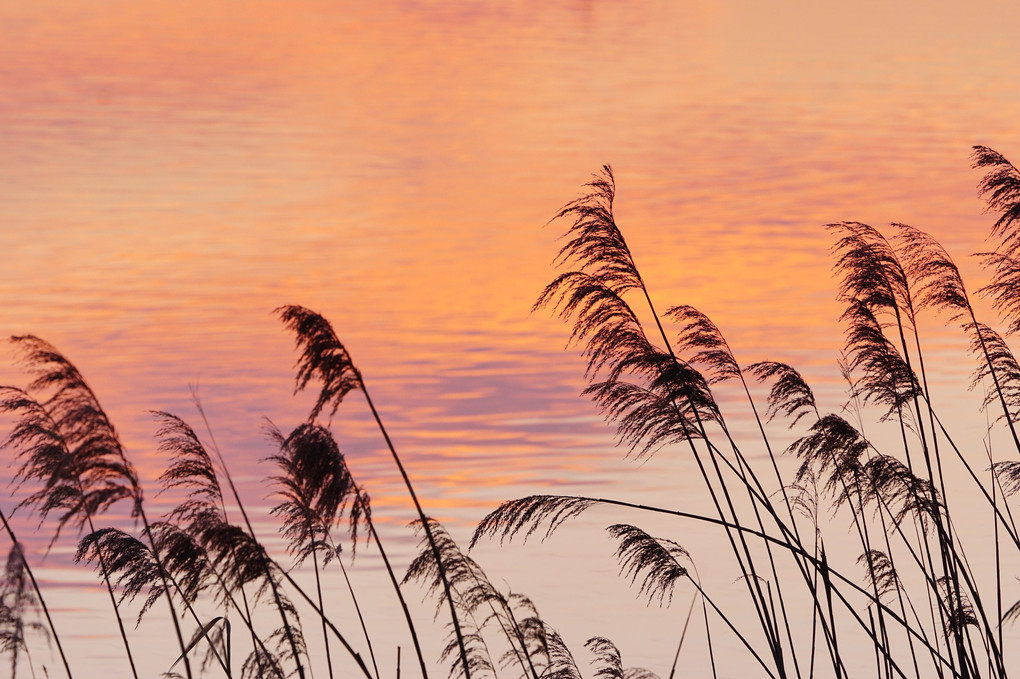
[327,544,380,679]
[83,510,139,678]
[683,573,776,679]
[275,564,374,679]
[135,504,194,679]
[276,306,468,679]
[313,549,335,679]
[669,593,698,679]
[358,386,472,679]
[985,434,1004,666]
[637,292,783,672]
[367,525,429,679]
[0,510,73,679]
[480,493,957,671]
[191,401,307,679]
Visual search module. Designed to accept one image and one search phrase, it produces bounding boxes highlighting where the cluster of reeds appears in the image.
[1,146,1019,678]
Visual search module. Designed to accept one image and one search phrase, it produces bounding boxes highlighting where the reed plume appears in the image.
[585,637,660,679]
[278,303,466,679]
[155,410,308,678]
[266,421,375,679]
[0,336,192,679]
[746,361,819,427]
[405,518,544,679]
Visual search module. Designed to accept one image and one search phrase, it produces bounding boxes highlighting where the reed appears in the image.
[0,146,1019,678]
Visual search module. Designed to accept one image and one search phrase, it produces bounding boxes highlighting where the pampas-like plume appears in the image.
[265,422,370,564]
[156,411,225,523]
[155,411,308,677]
[859,456,941,529]
[585,637,662,679]
[277,304,466,679]
[537,271,654,381]
[155,412,264,595]
[586,637,624,679]
[3,337,140,510]
[992,460,1020,496]
[405,519,543,679]
[976,252,1020,336]
[839,301,922,422]
[266,421,376,679]
[75,523,229,677]
[550,166,643,295]
[606,524,689,606]
[404,519,498,679]
[276,306,362,421]
[665,305,740,385]
[536,170,719,439]
[967,323,1020,422]
[892,223,971,324]
[501,594,550,679]
[973,145,1020,247]
[0,337,193,679]
[242,646,286,679]
[787,414,869,508]
[471,496,596,547]
[746,361,819,427]
[857,550,901,602]
[829,222,913,324]
[405,519,504,617]
[936,577,978,638]
[583,368,710,460]
[75,528,169,624]
[538,627,582,679]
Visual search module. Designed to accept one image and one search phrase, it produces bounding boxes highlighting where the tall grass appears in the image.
[1,147,1019,677]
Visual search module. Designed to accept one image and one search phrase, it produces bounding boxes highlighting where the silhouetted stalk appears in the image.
[181,539,281,677]
[496,493,957,671]
[637,290,784,672]
[134,503,194,679]
[83,510,139,678]
[928,411,1020,549]
[843,382,930,679]
[325,541,381,679]
[0,509,73,679]
[158,553,232,677]
[870,483,926,679]
[312,548,335,679]
[987,439,1004,667]
[502,596,552,679]
[276,306,470,679]
[684,569,776,678]
[2,390,140,677]
[727,366,806,677]
[663,423,841,676]
[696,433,845,675]
[666,593,697,679]
[870,608,882,679]
[357,385,472,679]
[274,564,374,679]
[832,224,970,673]
[191,403,307,679]
[366,524,429,679]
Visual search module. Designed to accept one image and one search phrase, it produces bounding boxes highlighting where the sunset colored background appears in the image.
[3,1,1020,676]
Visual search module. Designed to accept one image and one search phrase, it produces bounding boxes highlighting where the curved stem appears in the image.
[0,510,74,679]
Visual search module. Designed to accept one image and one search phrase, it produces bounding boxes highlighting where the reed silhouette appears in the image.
[0,146,1019,678]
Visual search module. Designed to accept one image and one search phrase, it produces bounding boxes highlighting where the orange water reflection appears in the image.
[4,0,1020,676]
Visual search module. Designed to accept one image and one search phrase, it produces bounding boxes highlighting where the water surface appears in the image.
[2,1,1020,675]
